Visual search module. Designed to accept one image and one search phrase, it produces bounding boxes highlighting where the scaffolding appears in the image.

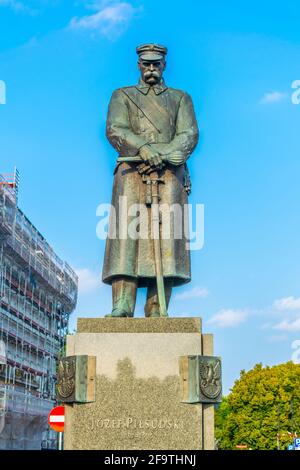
[0,171,78,449]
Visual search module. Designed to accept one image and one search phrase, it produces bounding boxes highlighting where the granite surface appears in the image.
[64,317,214,450]
[77,317,202,334]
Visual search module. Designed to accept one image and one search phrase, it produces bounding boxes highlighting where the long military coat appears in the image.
[102,79,199,287]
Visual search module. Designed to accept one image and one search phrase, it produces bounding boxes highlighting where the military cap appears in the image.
[136,43,167,61]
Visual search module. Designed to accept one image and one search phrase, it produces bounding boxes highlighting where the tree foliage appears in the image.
[215,362,300,450]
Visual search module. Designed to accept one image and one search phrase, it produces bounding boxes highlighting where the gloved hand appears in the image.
[150,144,187,166]
[139,144,164,169]
[164,151,186,166]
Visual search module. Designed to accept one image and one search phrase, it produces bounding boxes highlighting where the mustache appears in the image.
[144,70,160,79]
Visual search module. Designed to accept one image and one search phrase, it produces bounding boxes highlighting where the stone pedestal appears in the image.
[64,318,215,450]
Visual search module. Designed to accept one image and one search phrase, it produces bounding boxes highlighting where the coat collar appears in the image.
[136,78,168,95]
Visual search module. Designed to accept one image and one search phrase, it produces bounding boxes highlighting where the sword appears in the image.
[146,172,168,317]
[117,156,168,317]
[117,152,186,166]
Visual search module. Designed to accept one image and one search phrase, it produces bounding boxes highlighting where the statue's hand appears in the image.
[139,144,164,169]
[164,152,186,166]
[150,145,187,166]
[137,162,165,175]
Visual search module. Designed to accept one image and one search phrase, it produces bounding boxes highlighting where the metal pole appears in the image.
[58,432,63,450]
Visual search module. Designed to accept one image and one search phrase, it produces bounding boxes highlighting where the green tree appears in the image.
[215,362,300,450]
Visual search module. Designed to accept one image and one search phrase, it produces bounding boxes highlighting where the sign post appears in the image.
[48,406,65,451]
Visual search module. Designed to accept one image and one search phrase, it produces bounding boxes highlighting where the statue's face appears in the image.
[138,59,166,85]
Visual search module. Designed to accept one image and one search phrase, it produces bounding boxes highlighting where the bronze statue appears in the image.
[102,43,199,317]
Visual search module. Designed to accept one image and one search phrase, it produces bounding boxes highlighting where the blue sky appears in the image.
[1,0,300,393]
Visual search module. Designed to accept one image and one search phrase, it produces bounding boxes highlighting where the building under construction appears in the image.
[0,170,78,449]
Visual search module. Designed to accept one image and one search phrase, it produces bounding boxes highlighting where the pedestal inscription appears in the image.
[64,318,215,450]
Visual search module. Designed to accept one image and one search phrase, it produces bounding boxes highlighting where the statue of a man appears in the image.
[102,43,199,317]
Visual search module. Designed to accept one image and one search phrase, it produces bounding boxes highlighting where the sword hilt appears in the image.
[142,174,165,206]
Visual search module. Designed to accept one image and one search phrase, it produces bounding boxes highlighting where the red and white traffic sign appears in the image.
[48,406,65,432]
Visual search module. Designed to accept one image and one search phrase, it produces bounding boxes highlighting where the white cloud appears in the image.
[75,268,100,294]
[260,322,273,330]
[0,0,24,10]
[260,91,287,104]
[273,296,300,311]
[207,309,247,328]
[257,296,300,334]
[0,0,35,14]
[174,286,209,301]
[266,334,288,343]
[69,2,141,39]
[202,293,300,332]
[273,317,300,332]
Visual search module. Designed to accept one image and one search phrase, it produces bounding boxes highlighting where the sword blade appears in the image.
[151,181,168,318]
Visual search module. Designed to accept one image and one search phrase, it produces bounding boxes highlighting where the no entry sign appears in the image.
[48,406,65,432]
